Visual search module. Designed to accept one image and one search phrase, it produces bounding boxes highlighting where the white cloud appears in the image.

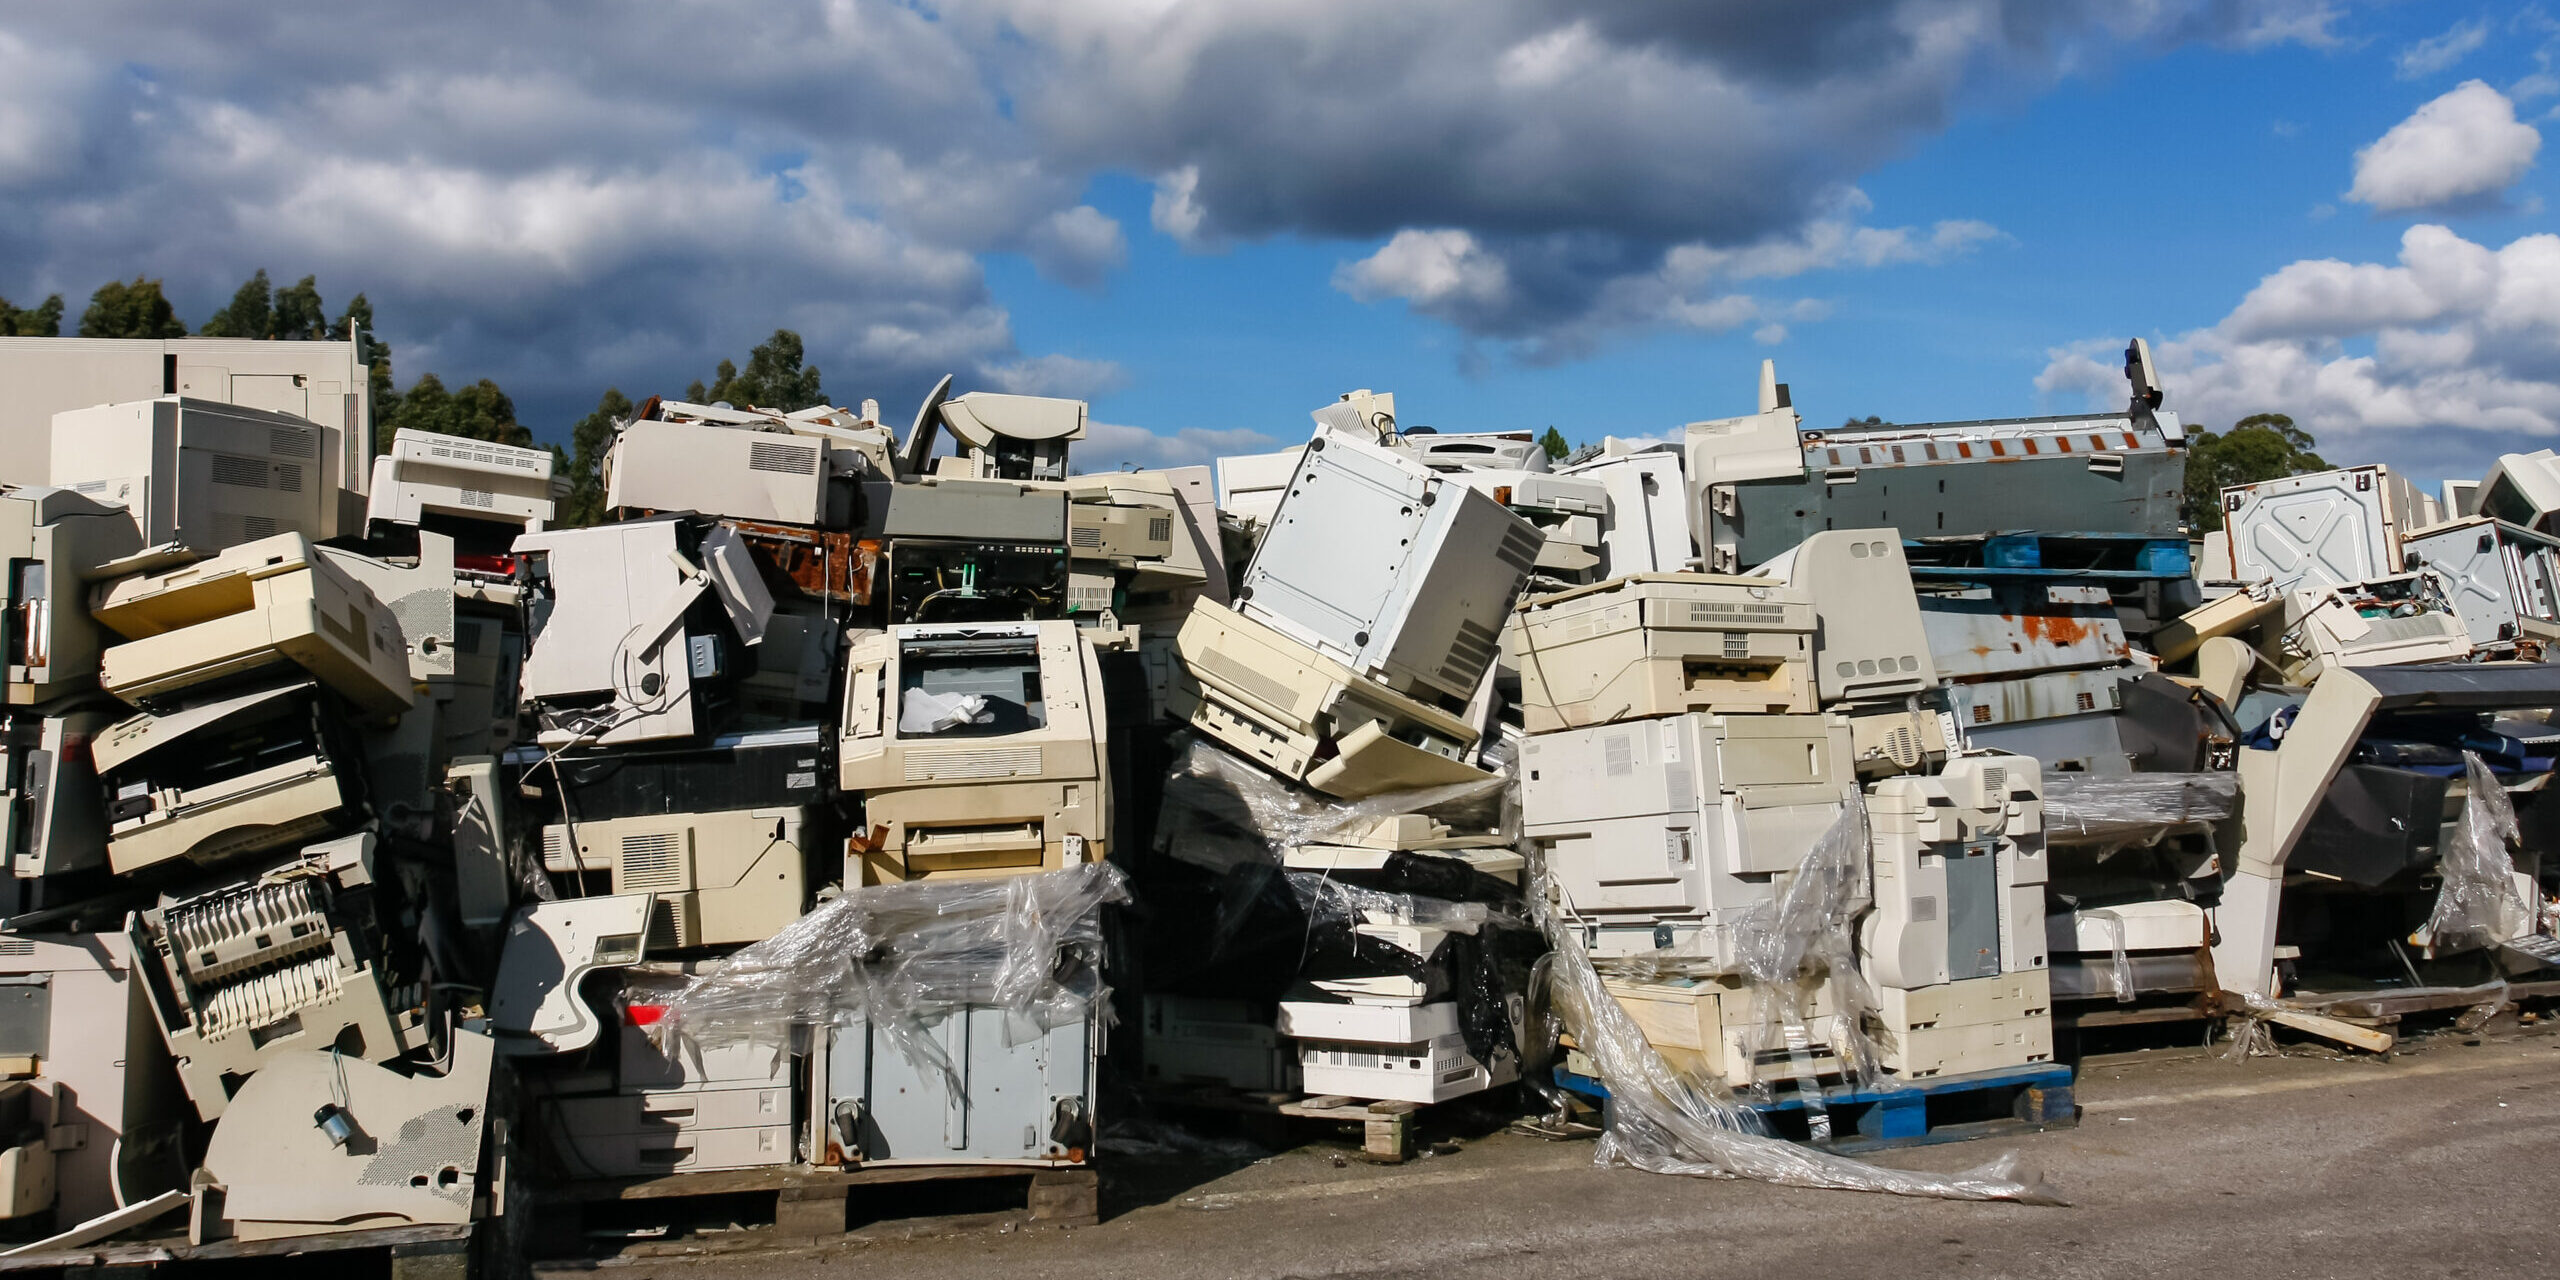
[2348,81,2540,213]
[1025,205,1128,291]
[979,353,1131,399]
[2038,225,2560,481]
[1079,420,1279,472]
[2396,19,2488,79]
[0,0,2357,425]
[1335,229,1514,313]
[1334,202,1998,360]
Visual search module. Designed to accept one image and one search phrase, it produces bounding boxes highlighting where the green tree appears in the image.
[556,388,634,527]
[1842,415,1884,428]
[2183,412,2329,533]
[200,269,276,338]
[1538,426,1569,461]
[686,329,824,411]
[0,293,63,337]
[271,274,329,340]
[335,292,395,438]
[378,373,530,452]
[77,277,187,338]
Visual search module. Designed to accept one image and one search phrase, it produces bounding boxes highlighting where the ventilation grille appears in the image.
[1071,526,1103,548]
[274,463,302,494]
[427,441,541,471]
[1980,767,2007,800]
[212,513,280,545]
[647,897,692,951]
[2074,690,2096,712]
[210,455,269,489]
[617,831,687,891]
[1195,645,1301,713]
[1441,617,1503,685]
[1911,895,1938,923]
[1971,704,1993,724]
[460,489,495,509]
[269,427,316,459]
[748,440,819,475]
[906,746,1044,782]
[1147,516,1173,543]
[1665,765,1695,814]
[1603,734,1634,778]
[541,825,575,871]
[0,940,32,957]
[1689,600,1789,622]
[1723,632,1750,659]
[1492,526,1543,574]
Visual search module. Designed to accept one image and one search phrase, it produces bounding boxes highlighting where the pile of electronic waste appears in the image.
[1,331,2557,1251]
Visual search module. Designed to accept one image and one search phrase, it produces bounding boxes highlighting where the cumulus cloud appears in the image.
[2348,81,2540,214]
[2037,225,2560,481]
[0,0,2352,431]
[1025,205,1129,291]
[2396,19,2488,79]
[1079,421,1281,472]
[1334,203,1997,361]
[979,354,1132,399]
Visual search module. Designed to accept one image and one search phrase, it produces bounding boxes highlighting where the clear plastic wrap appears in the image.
[648,862,1129,1083]
[1726,790,1896,1117]
[1536,800,2061,1203]
[1155,736,1512,874]
[2077,909,2138,1003]
[2042,772,2240,845]
[2424,752,2531,954]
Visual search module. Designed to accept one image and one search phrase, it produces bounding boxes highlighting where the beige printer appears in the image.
[50,396,347,550]
[127,835,425,1121]
[0,485,145,705]
[542,807,813,950]
[839,620,1117,883]
[94,679,364,874]
[1172,599,1496,800]
[92,532,414,717]
[1511,573,1816,732]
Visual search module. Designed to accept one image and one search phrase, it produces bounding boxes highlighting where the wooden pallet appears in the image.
[532,1162,1098,1259]
[1552,1061,2078,1154]
[1147,1087,1423,1163]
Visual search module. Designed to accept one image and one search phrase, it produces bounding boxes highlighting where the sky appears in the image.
[3,2,2556,492]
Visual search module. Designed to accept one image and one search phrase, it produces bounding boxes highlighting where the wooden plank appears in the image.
[2063,1006,2208,1029]
[558,1161,1059,1203]
[2260,1007,2397,1053]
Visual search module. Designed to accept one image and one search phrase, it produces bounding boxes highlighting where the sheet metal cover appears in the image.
[92,679,315,772]
[2363,661,2560,709]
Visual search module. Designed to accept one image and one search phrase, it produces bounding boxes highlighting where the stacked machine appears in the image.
[0,395,566,1244]
[1161,396,1547,1105]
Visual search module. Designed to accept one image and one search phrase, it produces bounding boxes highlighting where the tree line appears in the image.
[1,273,829,527]
[11,274,2326,533]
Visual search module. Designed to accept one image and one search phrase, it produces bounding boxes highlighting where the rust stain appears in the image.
[2015,611,2094,649]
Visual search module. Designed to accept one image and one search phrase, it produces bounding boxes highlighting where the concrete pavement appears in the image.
[570,1027,2560,1280]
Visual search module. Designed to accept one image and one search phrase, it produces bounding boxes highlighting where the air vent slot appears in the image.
[210,455,269,489]
[617,831,687,891]
[268,428,316,459]
[748,440,819,475]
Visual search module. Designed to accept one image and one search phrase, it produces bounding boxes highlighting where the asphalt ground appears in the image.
[563,1022,2560,1280]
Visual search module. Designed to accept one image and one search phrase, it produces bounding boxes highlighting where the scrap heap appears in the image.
[0,331,2549,1254]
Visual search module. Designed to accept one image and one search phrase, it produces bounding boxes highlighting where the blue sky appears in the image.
[4,3,2554,490]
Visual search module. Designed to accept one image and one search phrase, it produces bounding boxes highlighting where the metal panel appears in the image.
[2223,465,2412,593]
[827,1006,1095,1164]
[1943,841,2003,981]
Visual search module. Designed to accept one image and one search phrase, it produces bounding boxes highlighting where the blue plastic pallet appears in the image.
[1553,1061,2078,1154]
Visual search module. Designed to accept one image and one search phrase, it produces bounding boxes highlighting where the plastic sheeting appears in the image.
[2042,771,2239,845]
[2424,752,2531,954]
[899,687,992,734]
[648,861,1129,1083]
[2075,910,2138,1004]
[1536,797,2061,1204]
[1155,737,1513,874]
